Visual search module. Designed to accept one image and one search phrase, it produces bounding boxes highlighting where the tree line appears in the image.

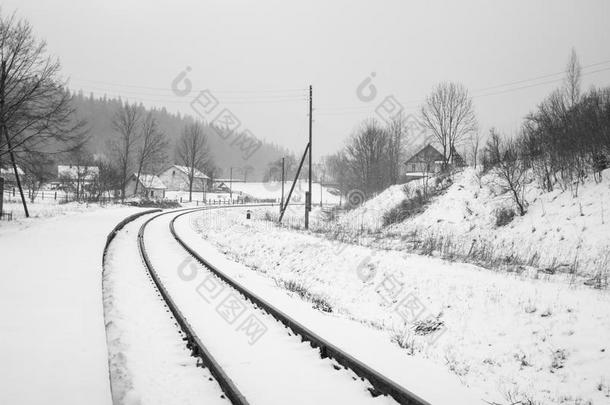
[324,82,477,198]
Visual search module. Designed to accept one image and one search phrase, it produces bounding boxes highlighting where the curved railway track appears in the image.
[131,206,430,405]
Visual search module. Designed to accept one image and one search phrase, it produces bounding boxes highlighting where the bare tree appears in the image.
[485,128,528,216]
[564,48,581,107]
[92,157,121,201]
[468,131,482,168]
[0,11,86,215]
[21,151,55,203]
[322,151,351,198]
[345,119,391,195]
[111,103,141,200]
[266,155,296,182]
[420,82,477,169]
[66,145,94,201]
[387,113,405,185]
[242,164,254,182]
[176,122,210,202]
[134,112,167,195]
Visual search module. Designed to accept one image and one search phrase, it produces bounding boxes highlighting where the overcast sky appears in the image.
[4,0,610,160]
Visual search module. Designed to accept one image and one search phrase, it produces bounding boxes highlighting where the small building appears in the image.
[125,173,166,199]
[158,165,211,192]
[0,165,25,184]
[213,181,231,193]
[404,144,465,182]
[57,165,99,184]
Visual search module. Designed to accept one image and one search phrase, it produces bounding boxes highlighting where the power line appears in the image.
[68,58,610,113]
[68,77,308,95]
[473,65,610,99]
[316,59,610,114]
[70,84,308,101]
[473,58,610,93]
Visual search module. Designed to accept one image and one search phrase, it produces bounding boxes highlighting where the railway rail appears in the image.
[120,205,430,405]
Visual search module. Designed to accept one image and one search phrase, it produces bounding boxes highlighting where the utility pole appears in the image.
[320,172,323,208]
[229,167,233,202]
[305,85,312,229]
[0,60,29,217]
[280,157,285,212]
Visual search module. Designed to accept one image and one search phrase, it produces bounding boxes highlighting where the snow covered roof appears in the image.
[134,174,166,189]
[57,165,99,180]
[404,144,444,164]
[169,165,210,179]
[0,166,24,176]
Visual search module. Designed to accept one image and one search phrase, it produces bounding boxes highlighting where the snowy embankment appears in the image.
[181,210,483,404]
[309,168,610,279]
[0,206,142,405]
[194,208,610,405]
[384,168,610,279]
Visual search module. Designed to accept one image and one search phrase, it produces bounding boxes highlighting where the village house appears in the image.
[125,173,166,199]
[157,165,211,192]
[0,165,25,185]
[403,144,465,182]
[57,164,99,184]
[56,164,100,193]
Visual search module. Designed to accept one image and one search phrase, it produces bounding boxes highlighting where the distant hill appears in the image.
[69,91,290,180]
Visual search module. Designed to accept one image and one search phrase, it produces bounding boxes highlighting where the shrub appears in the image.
[494,207,516,227]
[274,278,333,313]
[126,200,181,209]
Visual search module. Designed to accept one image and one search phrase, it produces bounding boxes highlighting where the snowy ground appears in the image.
[229,180,341,205]
[193,207,610,405]
[103,211,230,405]
[179,209,483,404]
[1,198,115,221]
[0,205,143,405]
[141,210,411,404]
[165,181,341,206]
[384,168,610,279]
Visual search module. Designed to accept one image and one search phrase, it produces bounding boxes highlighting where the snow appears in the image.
[193,207,610,404]
[336,181,427,230]
[1,198,112,220]
[386,167,610,277]
[134,173,166,189]
[103,212,230,405]
[183,209,485,404]
[0,205,143,405]
[229,180,341,204]
[142,211,402,404]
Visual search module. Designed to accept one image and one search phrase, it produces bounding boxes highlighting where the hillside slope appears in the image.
[343,168,610,279]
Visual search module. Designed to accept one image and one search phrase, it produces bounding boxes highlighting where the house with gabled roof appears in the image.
[157,165,211,192]
[404,144,465,181]
[125,173,166,198]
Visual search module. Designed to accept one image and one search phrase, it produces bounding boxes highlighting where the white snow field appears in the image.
[180,210,484,405]
[103,212,230,405]
[193,207,610,405]
[0,206,142,405]
[164,181,341,206]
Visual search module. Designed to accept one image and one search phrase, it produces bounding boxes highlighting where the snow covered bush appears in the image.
[494,207,516,227]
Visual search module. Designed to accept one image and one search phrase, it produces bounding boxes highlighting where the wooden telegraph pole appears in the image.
[0,60,29,217]
[278,85,313,226]
[305,85,312,229]
[229,167,233,202]
[280,157,285,212]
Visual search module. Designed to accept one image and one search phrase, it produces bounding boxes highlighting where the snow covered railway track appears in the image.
[137,208,249,405]
[135,207,429,405]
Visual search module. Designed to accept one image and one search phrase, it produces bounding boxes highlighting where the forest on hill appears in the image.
[70,91,290,180]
